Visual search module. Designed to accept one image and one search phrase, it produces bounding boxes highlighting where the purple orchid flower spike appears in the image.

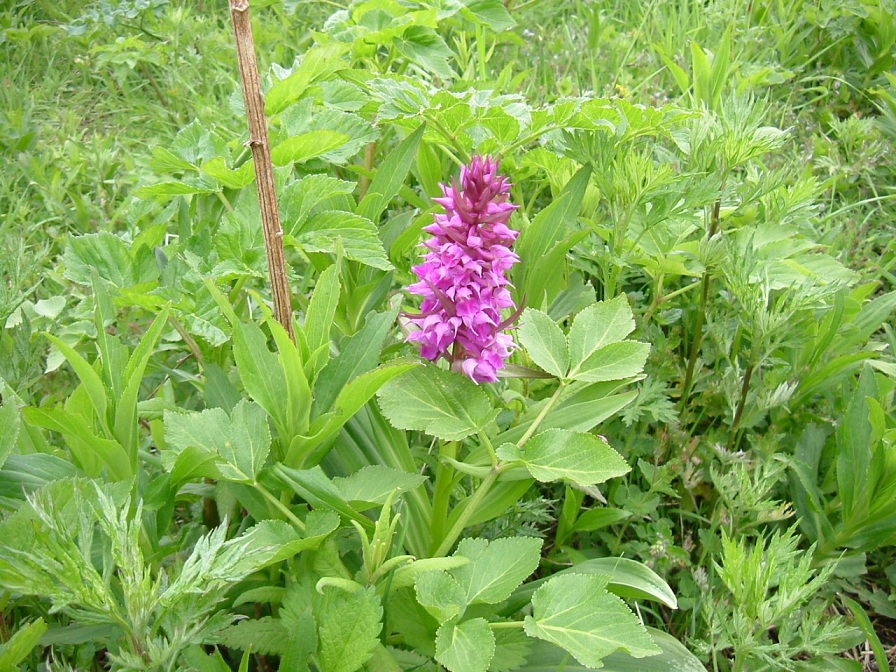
[406,156,520,383]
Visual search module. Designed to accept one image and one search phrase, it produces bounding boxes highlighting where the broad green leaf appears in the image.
[231,320,291,437]
[394,26,454,79]
[434,618,495,672]
[317,587,383,672]
[391,557,471,590]
[135,178,218,197]
[452,537,543,605]
[332,466,426,508]
[63,232,159,288]
[567,296,637,375]
[266,43,350,115]
[522,629,703,671]
[0,400,19,470]
[230,511,339,573]
[415,571,467,623]
[281,175,356,236]
[510,557,678,611]
[200,156,255,189]
[357,124,425,224]
[517,166,591,304]
[0,618,46,668]
[22,407,131,480]
[313,303,400,416]
[0,454,81,509]
[377,366,499,442]
[271,130,350,166]
[837,365,877,518]
[461,0,515,32]
[269,464,374,530]
[150,146,195,173]
[167,445,222,484]
[517,308,569,378]
[219,617,287,656]
[162,400,271,483]
[305,263,341,364]
[524,574,661,667]
[572,341,650,383]
[296,211,393,270]
[497,429,630,486]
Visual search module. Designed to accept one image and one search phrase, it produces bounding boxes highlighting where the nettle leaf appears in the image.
[162,400,271,483]
[281,175,357,235]
[434,618,496,672]
[218,617,287,656]
[415,570,467,623]
[295,211,393,271]
[271,130,351,166]
[332,466,426,508]
[317,587,383,672]
[377,366,499,441]
[517,308,569,378]
[497,429,630,486]
[452,537,543,605]
[394,26,455,79]
[523,574,660,668]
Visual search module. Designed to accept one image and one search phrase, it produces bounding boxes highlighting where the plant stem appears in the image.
[255,481,305,531]
[727,357,756,451]
[429,442,458,551]
[433,467,500,557]
[229,0,295,342]
[516,382,566,447]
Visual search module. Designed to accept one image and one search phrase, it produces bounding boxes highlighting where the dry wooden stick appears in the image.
[229,0,295,342]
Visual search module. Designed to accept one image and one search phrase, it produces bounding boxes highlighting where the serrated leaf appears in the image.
[332,466,426,508]
[452,537,543,605]
[490,627,532,672]
[229,512,339,573]
[296,211,392,271]
[317,587,383,672]
[63,232,159,288]
[271,130,350,166]
[497,430,630,486]
[524,574,660,667]
[266,43,350,115]
[395,26,455,79]
[377,366,499,441]
[200,156,255,189]
[568,297,637,376]
[415,571,467,623]
[462,0,515,32]
[517,308,568,378]
[218,617,287,656]
[435,618,496,672]
[572,341,650,383]
[281,175,356,235]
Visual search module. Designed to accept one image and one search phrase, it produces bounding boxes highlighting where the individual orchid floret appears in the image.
[405,156,521,383]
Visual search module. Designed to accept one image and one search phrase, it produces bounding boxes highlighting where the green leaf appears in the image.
[394,26,455,79]
[230,319,291,437]
[497,429,630,486]
[571,341,650,383]
[415,571,467,623]
[271,130,351,166]
[63,232,160,289]
[43,334,110,435]
[567,296,637,375]
[313,303,400,416]
[296,211,393,270]
[377,366,499,442]
[317,587,383,672]
[357,124,425,224]
[332,466,426,509]
[837,365,877,518]
[266,43,350,115]
[522,628,704,671]
[281,175,356,235]
[162,400,271,483]
[452,537,543,605]
[434,618,496,672]
[305,263,341,366]
[0,400,19,470]
[461,0,515,32]
[524,574,661,667]
[219,617,287,656]
[0,618,46,667]
[200,156,255,189]
[517,309,568,378]
[231,512,339,572]
[0,454,81,509]
[269,465,373,530]
[510,558,678,611]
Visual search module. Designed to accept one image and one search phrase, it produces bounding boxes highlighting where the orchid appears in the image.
[406,156,520,383]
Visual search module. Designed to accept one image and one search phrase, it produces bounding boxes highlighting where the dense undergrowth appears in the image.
[1,0,896,670]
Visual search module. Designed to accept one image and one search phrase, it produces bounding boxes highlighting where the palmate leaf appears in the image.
[524,574,660,668]
[497,429,630,487]
[377,366,499,442]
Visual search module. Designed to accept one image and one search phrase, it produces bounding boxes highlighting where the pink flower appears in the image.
[405,156,520,383]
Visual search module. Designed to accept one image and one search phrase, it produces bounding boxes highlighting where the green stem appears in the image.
[727,357,756,451]
[255,481,305,531]
[434,467,500,557]
[479,430,498,467]
[429,442,458,552]
[516,382,567,448]
[490,621,525,629]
